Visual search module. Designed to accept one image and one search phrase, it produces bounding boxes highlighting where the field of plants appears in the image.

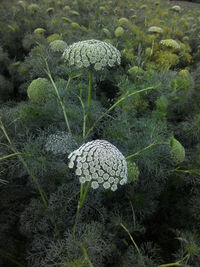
[1,0,200,266]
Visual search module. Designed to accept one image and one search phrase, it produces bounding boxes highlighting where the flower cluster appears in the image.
[49,40,68,53]
[27,78,50,104]
[45,131,72,155]
[171,5,181,12]
[170,137,185,164]
[148,26,164,34]
[160,39,180,49]
[62,39,121,71]
[68,140,127,191]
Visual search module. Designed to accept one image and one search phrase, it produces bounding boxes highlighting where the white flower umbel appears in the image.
[62,39,121,71]
[68,139,127,191]
[63,39,121,109]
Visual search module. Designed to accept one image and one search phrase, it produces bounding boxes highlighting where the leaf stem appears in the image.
[119,223,145,267]
[44,60,72,135]
[84,84,160,140]
[126,142,169,160]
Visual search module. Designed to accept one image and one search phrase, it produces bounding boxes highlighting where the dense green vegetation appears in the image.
[1,0,200,266]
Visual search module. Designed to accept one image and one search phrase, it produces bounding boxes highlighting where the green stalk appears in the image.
[73,182,91,237]
[155,253,190,267]
[84,85,160,140]
[119,223,145,267]
[0,120,60,238]
[1,120,48,206]
[0,152,29,161]
[44,60,72,135]
[81,245,94,267]
[88,70,93,108]
[126,142,169,160]
[78,95,87,138]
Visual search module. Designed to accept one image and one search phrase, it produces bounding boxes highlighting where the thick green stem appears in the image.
[88,70,93,108]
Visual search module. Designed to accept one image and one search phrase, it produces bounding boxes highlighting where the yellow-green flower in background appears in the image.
[114,26,124,38]
[171,5,181,12]
[170,137,185,164]
[102,28,112,38]
[27,78,51,104]
[49,40,68,53]
[160,39,180,49]
[118,17,130,28]
[34,28,46,35]
[46,33,61,43]
[148,26,164,34]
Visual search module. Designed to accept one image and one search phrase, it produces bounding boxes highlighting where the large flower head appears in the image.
[62,39,121,71]
[68,140,127,191]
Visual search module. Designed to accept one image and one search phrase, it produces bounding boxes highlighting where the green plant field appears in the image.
[1,0,200,266]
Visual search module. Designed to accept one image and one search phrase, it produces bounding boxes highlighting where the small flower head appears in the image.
[62,39,121,71]
[114,27,124,38]
[148,26,164,34]
[27,78,50,104]
[45,131,73,156]
[68,140,127,191]
[47,33,61,43]
[160,39,180,49]
[170,137,185,164]
[34,28,46,35]
[171,5,181,12]
[49,40,68,53]
[118,17,130,28]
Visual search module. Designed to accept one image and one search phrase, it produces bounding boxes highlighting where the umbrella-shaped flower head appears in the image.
[62,39,121,71]
[68,140,127,191]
